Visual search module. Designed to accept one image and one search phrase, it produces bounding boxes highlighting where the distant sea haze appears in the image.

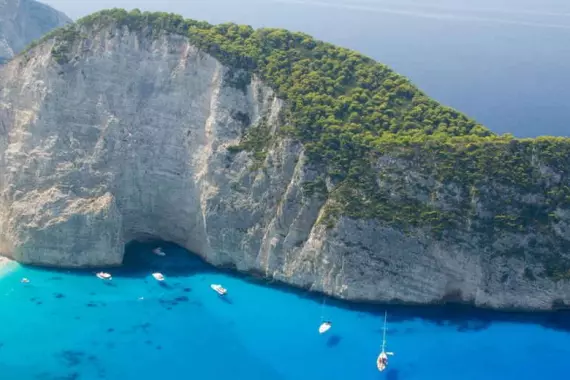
[271,0,570,30]
[43,0,570,137]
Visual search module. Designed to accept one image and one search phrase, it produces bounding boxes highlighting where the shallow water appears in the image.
[1,242,569,380]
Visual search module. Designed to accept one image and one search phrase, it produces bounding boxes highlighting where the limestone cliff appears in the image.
[0,0,71,63]
[1,11,569,311]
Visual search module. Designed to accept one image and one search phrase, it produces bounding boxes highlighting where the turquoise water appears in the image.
[1,242,569,380]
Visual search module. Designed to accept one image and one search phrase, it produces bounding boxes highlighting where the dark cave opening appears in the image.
[120,240,212,278]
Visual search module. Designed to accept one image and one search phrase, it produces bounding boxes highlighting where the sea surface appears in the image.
[1,242,569,380]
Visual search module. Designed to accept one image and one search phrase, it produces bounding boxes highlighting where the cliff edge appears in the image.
[1,9,569,311]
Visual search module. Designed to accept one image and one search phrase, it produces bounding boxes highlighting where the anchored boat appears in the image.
[318,295,332,334]
[152,272,165,281]
[317,255,345,334]
[376,311,394,372]
[211,284,227,295]
[96,272,112,281]
[318,321,332,334]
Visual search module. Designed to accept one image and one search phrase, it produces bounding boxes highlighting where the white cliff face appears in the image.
[0,0,71,63]
[1,26,569,310]
[0,27,305,269]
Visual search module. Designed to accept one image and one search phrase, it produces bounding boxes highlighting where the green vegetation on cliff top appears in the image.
[24,9,570,276]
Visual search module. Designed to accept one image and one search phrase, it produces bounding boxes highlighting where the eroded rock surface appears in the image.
[1,25,569,310]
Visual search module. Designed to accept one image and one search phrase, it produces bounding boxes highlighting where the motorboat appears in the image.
[21,278,30,283]
[96,272,112,280]
[152,247,165,256]
[318,321,332,334]
[211,284,227,295]
[152,272,165,281]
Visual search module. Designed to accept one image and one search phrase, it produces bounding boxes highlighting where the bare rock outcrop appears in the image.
[1,23,569,311]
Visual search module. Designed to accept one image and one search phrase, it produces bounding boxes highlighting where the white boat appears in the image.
[376,311,394,372]
[152,272,165,281]
[96,272,112,280]
[377,351,388,372]
[318,321,332,334]
[21,277,30,283]
[152,247,165,256]
[318,295,332,334]
[211,284,227,295]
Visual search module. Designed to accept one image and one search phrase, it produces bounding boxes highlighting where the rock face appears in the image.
[1,23,569,311]
[0,0,71,63]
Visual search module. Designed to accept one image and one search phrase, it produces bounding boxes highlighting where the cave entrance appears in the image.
[121,239,210,277]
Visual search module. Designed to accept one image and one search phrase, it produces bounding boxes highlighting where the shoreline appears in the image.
[0,256,17,276]
[13,256,570,334]
[12,240,570,316]
[7,248,570,333]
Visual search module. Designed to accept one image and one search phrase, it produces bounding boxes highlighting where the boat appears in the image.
[96,272,112,280]
[21,278,30,283]
[377,351,388,372]
[317,281,334,334]
[376,311,394,372]
[152,247,165,256]
[152,272,165,281]
[318,321,332,334]
[211,284,227,295]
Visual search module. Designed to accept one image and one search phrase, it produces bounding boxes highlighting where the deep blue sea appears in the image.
[1,242,570,380]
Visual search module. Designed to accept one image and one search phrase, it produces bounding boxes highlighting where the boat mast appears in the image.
[381,311,387,352]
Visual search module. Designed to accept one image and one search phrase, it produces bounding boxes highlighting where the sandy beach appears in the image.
[0,256,16,276]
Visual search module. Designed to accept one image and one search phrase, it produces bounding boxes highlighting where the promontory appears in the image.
[1,9,569,311]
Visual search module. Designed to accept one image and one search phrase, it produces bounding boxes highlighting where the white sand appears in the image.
[0,256,16,276]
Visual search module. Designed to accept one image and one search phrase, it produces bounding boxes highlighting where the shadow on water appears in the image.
[386,368,400,380]
[218,295,233,305]
[293,287,570,335]
[326,334,342,348]
[20,240,218,281]
[18,240,570,334]
[157,282,173,290]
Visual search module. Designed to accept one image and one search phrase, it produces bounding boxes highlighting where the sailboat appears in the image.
[376,311,394,372]
[319,256,346,334]
[318,295,332,334]
[319,320,332,334]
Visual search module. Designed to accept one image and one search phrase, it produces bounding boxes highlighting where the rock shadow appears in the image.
[119,240,216,279]
[17,240,570,334]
